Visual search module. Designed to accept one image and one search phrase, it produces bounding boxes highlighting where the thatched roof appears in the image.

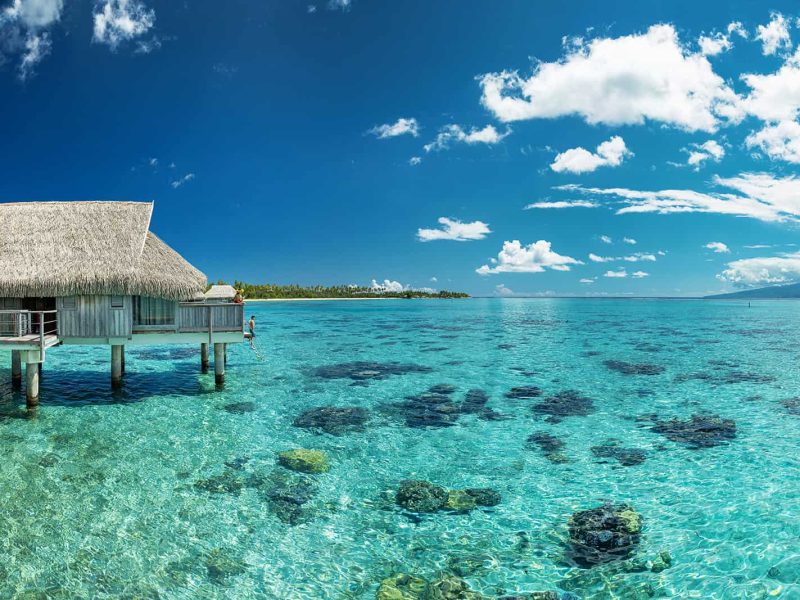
[205,284,237,300]
[0,201,207,300]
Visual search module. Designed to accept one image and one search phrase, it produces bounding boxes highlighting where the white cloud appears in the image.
[479,24,742,133]
[477,240,582,275]
[579,277,596,284]
[170,173,195,188]
[494,283,515,296]
[93,0,155,50]
[561,172,800,222]
[0,0,63,78]
[417,217,491,242]
[600,235,612,244]
[755,12,792,56]
[370,279,405,292]
[632,271,650,278]
[524,200,598,209]
[705,241,730,253]
[746,120,800,163]
[327,0,351,10]
[698,22,747,56]
[604,269,628,278]
[307,5,317,13]
[409,156,422,166]
[430,276,437,282]
[740,56,800,123]
[685,140,725,169]
[590,252,656,263]
[550,135,632,174]
[424,124,510,152]
[623,237,637,245]
[369,117,419,139]
[718,251,800,285]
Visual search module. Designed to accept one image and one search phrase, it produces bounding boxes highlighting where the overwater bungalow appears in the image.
[0,201,245,406]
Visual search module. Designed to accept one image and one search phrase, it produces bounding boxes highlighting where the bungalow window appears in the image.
[61,296,77,310]
[133,296,175,326]
[110,295,124,309]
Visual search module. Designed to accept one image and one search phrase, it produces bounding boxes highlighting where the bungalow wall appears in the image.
[57,295,133,338]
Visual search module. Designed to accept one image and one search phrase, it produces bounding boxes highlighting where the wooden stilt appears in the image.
[214,342,225,385]
[11,350,21,388]
[224,343,227,367]
[121,346,125,375]
[111,344,123,388]
[201,342,209,373]
[26,358,39,407]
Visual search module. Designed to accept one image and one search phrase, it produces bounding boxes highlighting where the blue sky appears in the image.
[3,0,800,296]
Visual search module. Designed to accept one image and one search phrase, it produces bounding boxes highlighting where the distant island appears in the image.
[227,282,469,300]
[706,282,800,299]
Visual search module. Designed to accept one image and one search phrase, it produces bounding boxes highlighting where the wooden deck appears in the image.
[0,334,60,349]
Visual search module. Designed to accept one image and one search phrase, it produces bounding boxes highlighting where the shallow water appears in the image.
[0,298,798,599]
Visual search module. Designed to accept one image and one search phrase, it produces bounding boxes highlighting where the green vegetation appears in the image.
[224,281,469,299]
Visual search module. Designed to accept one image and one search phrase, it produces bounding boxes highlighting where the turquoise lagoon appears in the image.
[1,298,799,599]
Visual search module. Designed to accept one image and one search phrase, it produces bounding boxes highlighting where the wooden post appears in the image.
[201,342,209,372]
[11,350,21,388]
[214,342,225,385]
[26,357,39,407]
[121,346,125,375]
[111,344,123,388]
[224,343,227,367]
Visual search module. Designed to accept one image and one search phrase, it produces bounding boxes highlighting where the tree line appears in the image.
[219,282,469,299]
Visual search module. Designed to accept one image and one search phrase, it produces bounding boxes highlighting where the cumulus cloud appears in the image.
[685,140,725,169]
[424,124,510,152]
[0,0,63,78]
[494,283,515,296]
[477,240,582,275]
[369,117,419,139]
[370,279,405,292]
[718,252,800,286]
[524,200,598,209]
[560,172,800,222]
[755,12,792,56]
[698,22,747,56]
[479,24,742,133]
[550,136,632,174]
[604,269,628,278]
[327,0,351,10]
[599,235,612,244]
[579,277,596,284]
[170,173,195,188]
[408,156,422,166]
[705,241,730,253]
[623,237,637,245]
[93,0,155,50]
[746,120,800,163]
[417,217,491,242]
[632,271,650,278]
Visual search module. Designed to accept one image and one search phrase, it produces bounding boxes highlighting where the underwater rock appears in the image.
[224,456,250,470]
[293,405,370,435]
[461,389,490,413]
[567,502,642,567]
[37,452,59,468]
[395,480,448,513]
[766,555,800,583]
[477,408,512,421]
[780,397,800,416]
[193,470,244,494]
[222,401,256,414]
[604,360,665,376]
[532,391,595,421]
[446,490,477,513]
[258,469,317,525]
[429,383,457,395]
[446,553,495,577]
[590,440,647,466]
[311,361,432,381]
[278,449,330,473]
[527,432,568,463]
[464,487,501,507]
[376,573,427,599]
[205,547,247,584]
[391,391,462,429]
[425,575,485,599]
[720,371,775,385]
[505,386,543,399]
[651,414,736,449]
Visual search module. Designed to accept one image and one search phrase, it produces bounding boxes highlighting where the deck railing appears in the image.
[176,302,244,335]
[0,310,58,356]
